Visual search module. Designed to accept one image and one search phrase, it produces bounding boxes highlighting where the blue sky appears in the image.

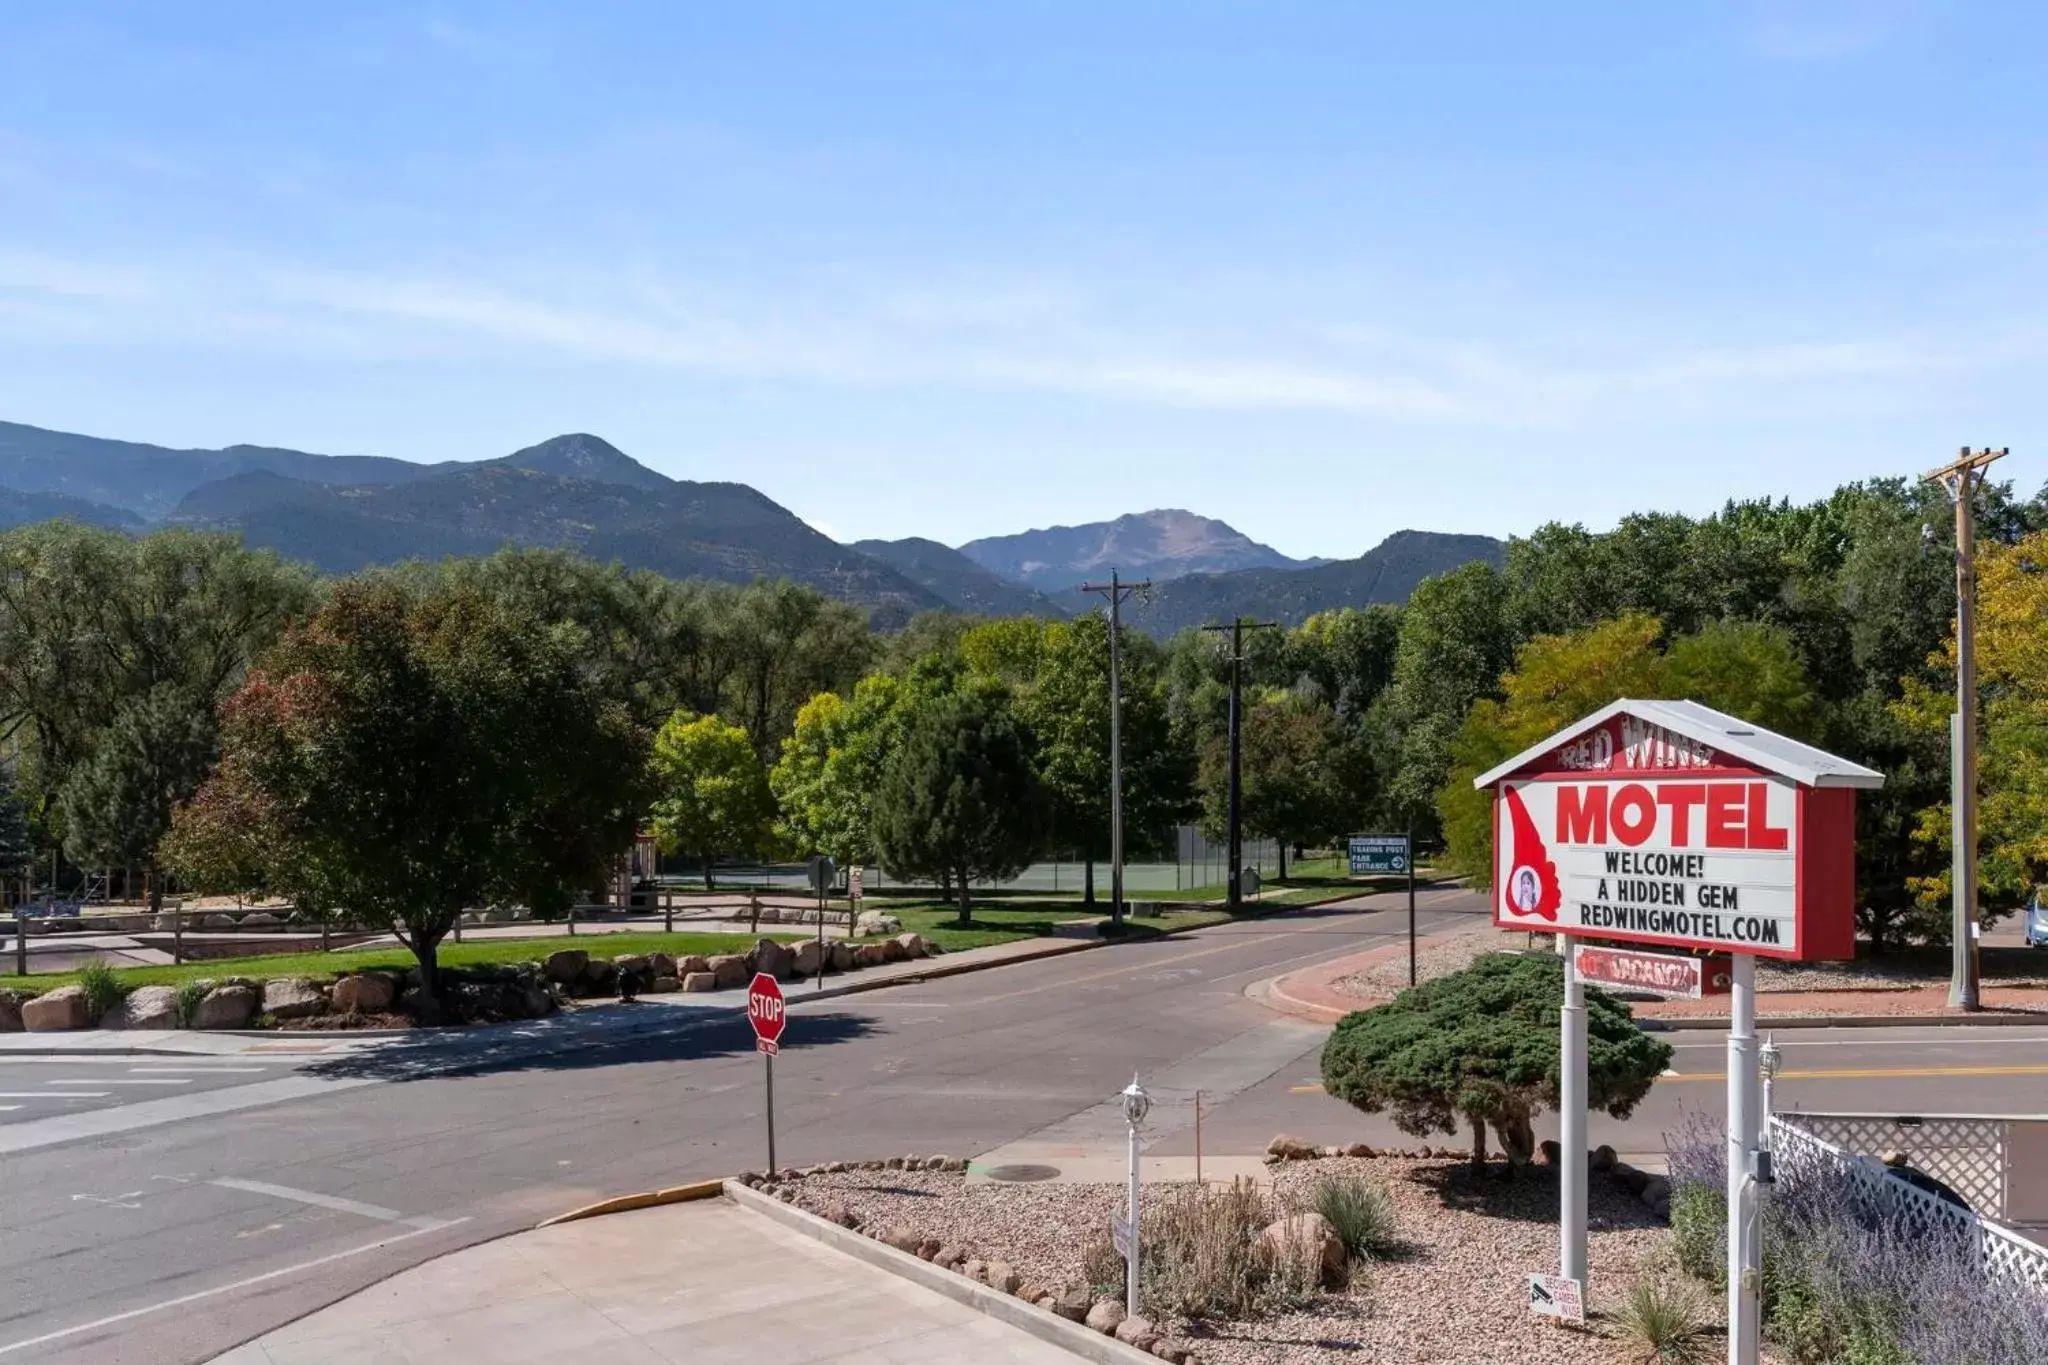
[0,2,2041,557]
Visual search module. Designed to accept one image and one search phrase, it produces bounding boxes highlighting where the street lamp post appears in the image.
[1120,1075,1151,1320]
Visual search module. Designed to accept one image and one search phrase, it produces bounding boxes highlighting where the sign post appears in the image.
[807,856,836,993]
[747,972,787,1171]
[1349,834,1418,985]
[1474,698,1881,1359]
[1560,944,1587,1290]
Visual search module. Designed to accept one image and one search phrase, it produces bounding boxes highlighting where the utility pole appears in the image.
[1925,446,2006,1012]
[1200,617,1280,908]
[1080,570,1151,927]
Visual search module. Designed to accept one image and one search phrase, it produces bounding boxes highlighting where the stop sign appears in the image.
[747,972,786,1054]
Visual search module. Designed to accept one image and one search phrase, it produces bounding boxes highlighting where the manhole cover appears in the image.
[981,1163,1061,1183]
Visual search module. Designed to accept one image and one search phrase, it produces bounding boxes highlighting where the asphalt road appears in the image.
[2,888,2041,1364]
[0,1059,294,1127]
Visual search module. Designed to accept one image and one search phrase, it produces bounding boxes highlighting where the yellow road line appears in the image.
[1291,1063,2048,1093]
[1660,1064,2048,1083]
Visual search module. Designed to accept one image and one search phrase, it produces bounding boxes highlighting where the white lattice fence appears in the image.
[1772,1117,2048,1293]
[1783,1112,2007,1214]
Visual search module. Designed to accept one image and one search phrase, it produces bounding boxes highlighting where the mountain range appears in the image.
[0,420,1502,633]
[957,509,1324,591]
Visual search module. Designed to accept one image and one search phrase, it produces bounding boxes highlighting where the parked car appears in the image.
[2028,894,2048,949]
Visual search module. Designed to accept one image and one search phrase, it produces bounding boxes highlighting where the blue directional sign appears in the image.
[1347,834,1410,876]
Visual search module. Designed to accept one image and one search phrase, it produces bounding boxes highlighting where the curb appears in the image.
[1248,926,1477,1025]
[536,1179,725,1227]
[0,898,1380,1057]
[1642,1011,2048,1032]
[722,1180,1161,1364]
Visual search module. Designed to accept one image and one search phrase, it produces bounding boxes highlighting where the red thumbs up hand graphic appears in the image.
[1502,785,1561,922]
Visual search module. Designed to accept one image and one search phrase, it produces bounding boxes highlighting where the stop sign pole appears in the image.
[748,972,787,1171]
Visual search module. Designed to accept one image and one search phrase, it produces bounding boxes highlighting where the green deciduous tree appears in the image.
[1321,952,1672,1167]
[769,674,905,867]
[650,709,776,889]
[0,760,29,902]
[1434,613,1817,885]
[874,687,1046,923]
[1369,562,1517,836]
[0,524,316,908]
[722,580,877,757]
[1895,530,2048,938]
[1289,606,1401,724]
[186,578,646,1012]
[1200,697,1368,876]
[1016,616,1190,904]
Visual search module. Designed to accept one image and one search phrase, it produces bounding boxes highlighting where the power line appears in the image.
[1079,570,1151,928]
[1200,617,1281,908]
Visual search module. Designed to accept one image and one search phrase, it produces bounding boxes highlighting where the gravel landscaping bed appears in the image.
[1337,931,2048,1001]
[1337,926,1533,998]
[756,1155,1688,1364]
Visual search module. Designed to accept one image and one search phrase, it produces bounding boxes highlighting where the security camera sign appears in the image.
[1528,1273,1584,1322]
[1496,775,1800,957]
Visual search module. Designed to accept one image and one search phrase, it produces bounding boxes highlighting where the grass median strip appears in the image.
[1,930,805,995]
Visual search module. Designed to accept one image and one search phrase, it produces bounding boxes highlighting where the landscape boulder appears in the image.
[748,938,795,980]
[1265,1134,1320,1162]
[240,911,280,927]
[101,984,181,1029]
[881,1226,922,1254]
[853,943,889,968]
[332,972,397,1014]
[892,933,928,960]
[614,954,652,985]
[1084,1300,1126,1335]
[542,949,589,984]
[879,938,908,964]
[675,955,711,976]
[0,988,28,1032]
[1051,1285,1092,1322]
[708,955,748,988]
[261,977,329,1020]
[792,940,827,978]
[828,941,855,971]
[645,975,681,993]
[1256,1212,1347,1284]
[1590,1144,1618,1172]
[581,957,617,991]
[192,983,259,1030]
[647,953,676,979]
[681,972,718,992]
[22,985,92,1031]
[1114,1316,1160,1350]
[983,1261,1022,1294]
[854,911,901,937]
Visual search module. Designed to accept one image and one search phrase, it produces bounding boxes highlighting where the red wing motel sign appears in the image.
[1476,699,1883,961]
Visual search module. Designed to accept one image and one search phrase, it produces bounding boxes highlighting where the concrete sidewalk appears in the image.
[214,1197,1083,1364]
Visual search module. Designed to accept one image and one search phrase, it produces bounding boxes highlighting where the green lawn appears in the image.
[1,929,804,995]
[879,901,1103,951]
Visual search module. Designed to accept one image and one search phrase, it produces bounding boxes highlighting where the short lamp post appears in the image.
[1759,1035,1783,1146]
[1120,1076,1151,1320]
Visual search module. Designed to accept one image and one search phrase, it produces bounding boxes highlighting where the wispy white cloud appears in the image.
[0,244,2036,430]
[1747,0,1922,62]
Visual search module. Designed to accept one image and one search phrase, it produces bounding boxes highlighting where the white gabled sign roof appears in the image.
[1471,698,1886,791]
